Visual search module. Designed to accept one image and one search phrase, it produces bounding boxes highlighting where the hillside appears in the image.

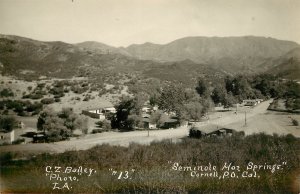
[76,41,130,56]
[0,35,155,80]
[142,59,224,84]
[0,35,224,84]
[1,34,299,82]
[124,36,299,73]
[268,47,300,80]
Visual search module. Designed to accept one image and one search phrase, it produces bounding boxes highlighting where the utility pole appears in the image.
[244,111,247,126]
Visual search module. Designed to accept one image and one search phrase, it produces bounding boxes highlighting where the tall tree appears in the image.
[211,84,227,105]
[196,77,210,98]
[158,83,186,115]
[112,94,146,130]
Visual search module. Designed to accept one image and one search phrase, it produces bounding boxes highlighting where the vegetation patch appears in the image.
[0,133,299,193]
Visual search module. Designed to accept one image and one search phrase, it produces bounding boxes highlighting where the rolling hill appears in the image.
[268,48,300,80]
[123,36,299,73]
[0,34,156,80]
[0,34,224,83]
[76,41,130,56]
[0,34,299,82]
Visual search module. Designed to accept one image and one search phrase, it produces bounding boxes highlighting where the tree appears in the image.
[254,78,271,97]
[112,95,145,130]
[183,102,204,121]
[149,110,168,128]
[102,119,112,130]
[37,107,55,134]
[58,107,88,133]
[149,94,159,107]
[196,78,210,98]
[96,119,112,131]
[225,75,253,100]
[285,81,300,99]
[223,92,237,108]
[201,97,215,113]
[211,85,227,105]
[0,116,17,132]
[158,83,186,115]
[42,115,71,142]
[37,107,87,141]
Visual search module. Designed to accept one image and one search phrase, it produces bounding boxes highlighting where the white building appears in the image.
[0,130,15,144]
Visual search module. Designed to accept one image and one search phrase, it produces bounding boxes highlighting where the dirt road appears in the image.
[0,126,189,153]
[1,99,299,154]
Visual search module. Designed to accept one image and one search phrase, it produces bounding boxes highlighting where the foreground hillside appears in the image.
[1,134,299,193]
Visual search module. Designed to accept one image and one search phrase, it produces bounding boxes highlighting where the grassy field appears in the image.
[1,133,299,193]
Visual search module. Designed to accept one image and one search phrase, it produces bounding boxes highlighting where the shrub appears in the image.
[29,93,43,99]
[26,102,43,113]
[54,98,61,102]
[37,83,45,88]
[12,138,25,145]
[1,133,299,193]
[95,119,111,130]
[292,118,299,126]
[0,88,14,97]
[0,152,13,165]
[37,108,88,142]
[91,129,103,134]
[83,94,92,101]
[41,98,55,104]
[0,116,17,132]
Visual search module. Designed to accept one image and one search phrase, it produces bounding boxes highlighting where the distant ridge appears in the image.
[123,36,299,73]
[0,34,299,80]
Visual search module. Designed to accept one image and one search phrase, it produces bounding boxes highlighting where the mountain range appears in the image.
[0,34,299,80]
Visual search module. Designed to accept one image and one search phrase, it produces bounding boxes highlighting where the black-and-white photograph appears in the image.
[0,0,299,193]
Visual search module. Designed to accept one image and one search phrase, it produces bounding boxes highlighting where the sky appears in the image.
[0,0,299,47]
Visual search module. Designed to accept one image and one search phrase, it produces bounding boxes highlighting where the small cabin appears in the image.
[82,106,116,120]
[243,100,257,106]
[0,129,15,144]
[143,118,157,129]
[189,124,236,138]
[243,99,264,106]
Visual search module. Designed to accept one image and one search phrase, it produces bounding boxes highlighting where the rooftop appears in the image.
[190,124,224,134]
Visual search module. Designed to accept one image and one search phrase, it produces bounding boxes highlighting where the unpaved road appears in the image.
[0,126,189,153]
[1,100,299,154]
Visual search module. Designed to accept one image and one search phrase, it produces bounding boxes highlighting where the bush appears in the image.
[83,94,92,101]
[292,118,299,126]
[54,98,61,102]
[0,116,17,132]
[91,129,103,134]
[41,98,55,104]
[29,93,43,99]
[26,102,43,113]
[0,152,13,165]
[37,108,88,142]
[95,119,111,130]
[12,138,25,145]
[1,133,299,193]
[0,88,14,97]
